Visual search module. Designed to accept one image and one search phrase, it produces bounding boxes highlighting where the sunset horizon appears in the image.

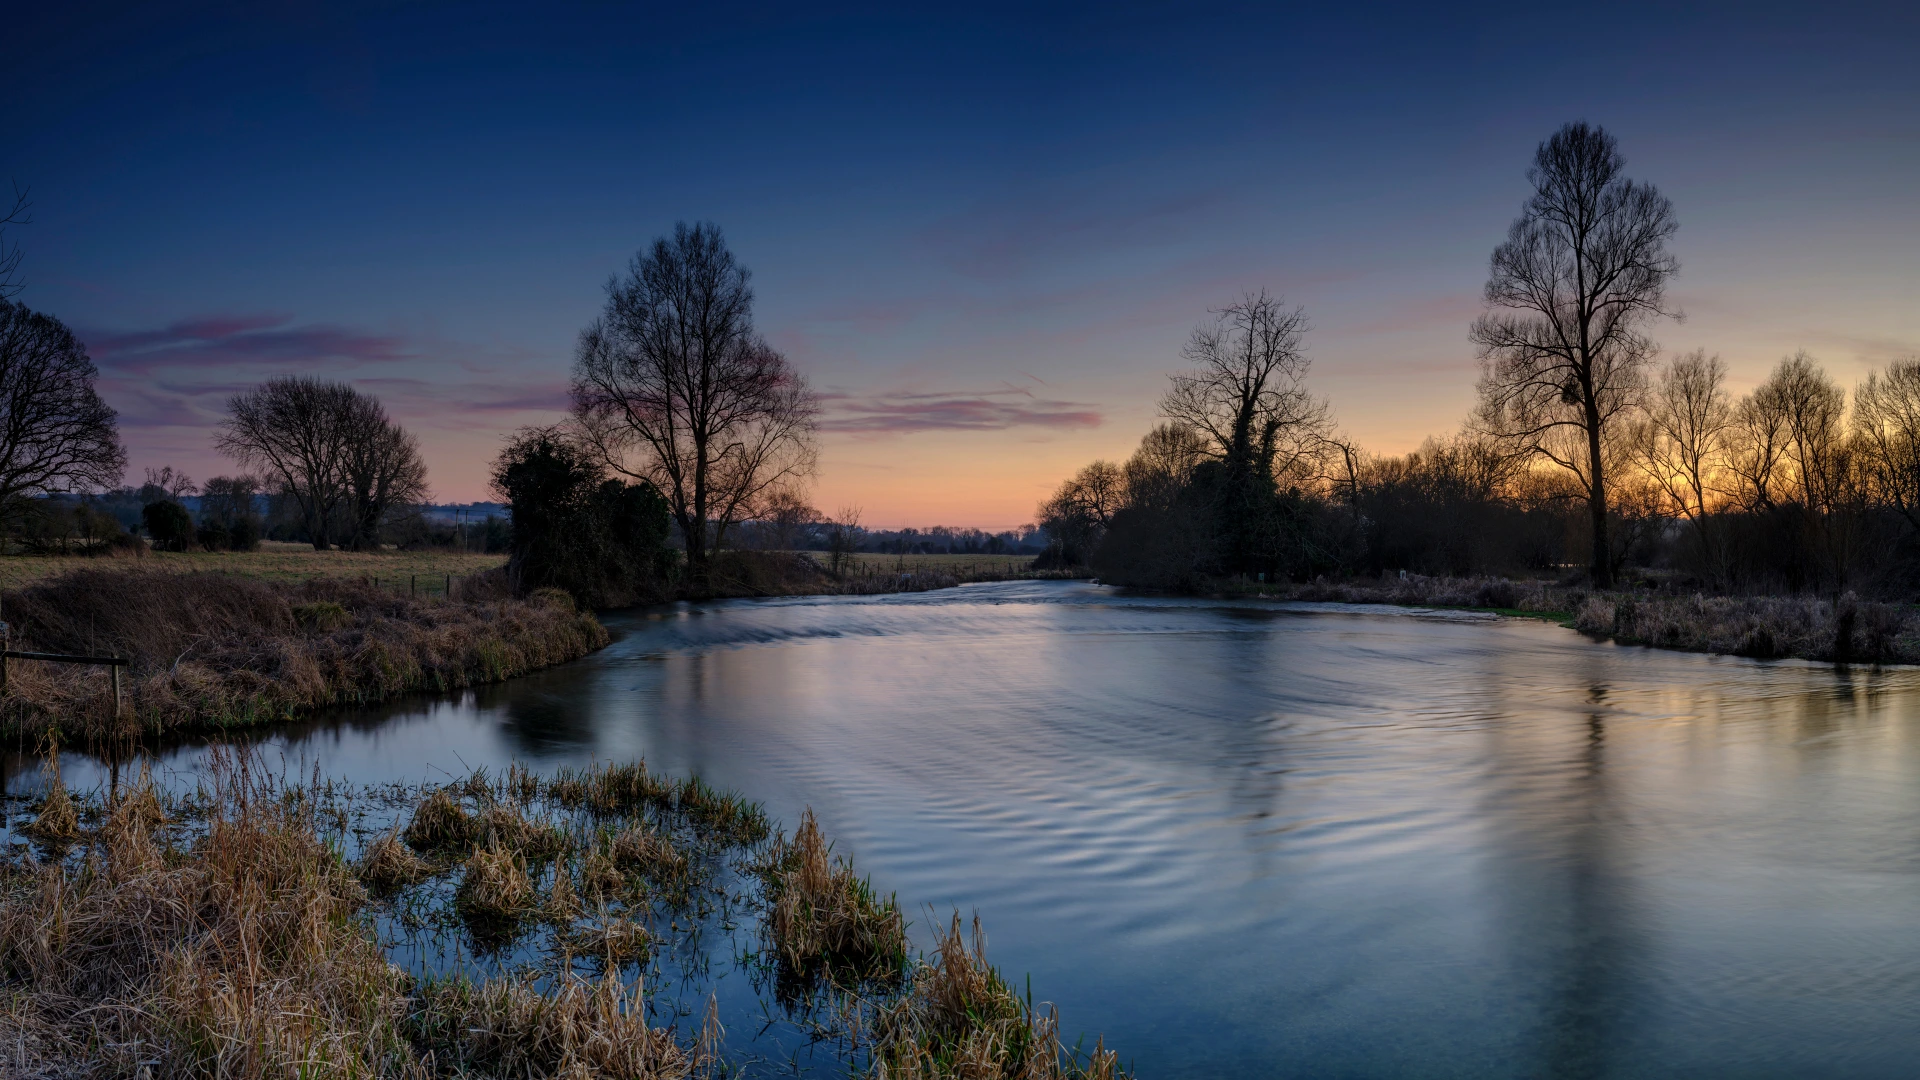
[12,2,1916,526]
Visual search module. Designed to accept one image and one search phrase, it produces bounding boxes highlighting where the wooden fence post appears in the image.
[111,660,121,720]
[410,574,416,597]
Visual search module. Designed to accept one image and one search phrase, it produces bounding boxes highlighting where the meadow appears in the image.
[0,540,506,591]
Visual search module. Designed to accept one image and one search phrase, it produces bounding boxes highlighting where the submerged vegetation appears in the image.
[0,567,607,738]
[0,754,1127,1078]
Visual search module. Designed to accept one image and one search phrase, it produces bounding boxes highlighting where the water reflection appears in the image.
[19,581,1920,1078]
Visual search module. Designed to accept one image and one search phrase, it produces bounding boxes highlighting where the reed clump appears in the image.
[456,839,540,925]
[869,913,1125,1080]
[676,775,771,845]
[404,788,474,852]
[610,825,689,884]
[581,761,672,814]
[23,757,79,842]
[477,803,570,861]
[409,973,687,1079]
[763,808,906,984]
[358,829,431,891]
[565,909,655,966]
[0,567,609,738]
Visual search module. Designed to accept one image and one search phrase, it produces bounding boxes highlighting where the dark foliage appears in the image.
[141,499,196,552]
[491,428,675,608]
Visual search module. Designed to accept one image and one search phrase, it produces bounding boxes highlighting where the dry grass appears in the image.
[564,909,655,966]
[409,973,686,1079]
[404,788,474,852]
[358,829,431,891]
[0,566,607,738]
[456,839,541,925]
[870,914,1124,1080]
[762,809,906,985]
[609,825,688,884]
[22,757,78,842]
[0,753,692,1079]
[0,755,1127,1078]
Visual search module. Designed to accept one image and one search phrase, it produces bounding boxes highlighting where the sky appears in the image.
[9,1,1919,527]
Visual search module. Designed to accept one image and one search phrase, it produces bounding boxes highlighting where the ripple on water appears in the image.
[22,581,1920,1079]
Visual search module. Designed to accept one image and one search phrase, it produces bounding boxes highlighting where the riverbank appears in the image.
[1230,574,1919,664]
[0,754,1125,1079]
[0,567,606,740]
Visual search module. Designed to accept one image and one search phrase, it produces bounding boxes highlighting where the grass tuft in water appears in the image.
[870,912,1126,1080]
[403,787,474,852]
[762,807,907,986]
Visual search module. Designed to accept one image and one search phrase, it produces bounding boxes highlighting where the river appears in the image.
[21,580,1920,1078]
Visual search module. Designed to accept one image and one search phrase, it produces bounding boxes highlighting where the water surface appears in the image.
[24,581,1920,1077]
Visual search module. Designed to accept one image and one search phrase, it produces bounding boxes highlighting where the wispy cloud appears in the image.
[820,386,1103,434]
[74,311,572,498]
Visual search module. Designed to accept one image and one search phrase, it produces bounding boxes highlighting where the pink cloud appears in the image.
[820,387,1103,434]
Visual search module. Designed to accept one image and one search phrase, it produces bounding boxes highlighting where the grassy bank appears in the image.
[1239,574,1920,665]
[0,754,1126,1079]
[0,567,605,739]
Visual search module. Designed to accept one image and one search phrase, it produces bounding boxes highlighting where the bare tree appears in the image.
[1122,422,1212,510]
[1632,350,1730,523]
[1161,291,1330,485]
[572,222,819,586]
[339,395,429,550]
[1853,356,1920,534]
[0,300,125,529]
[1727,380,1791,513]
[1768,352,1850,515]
[215,377,359,550]
[0,183,29,299]
[825,505,863,578]
[756,489,822,551]
[1471,121,1681,586]
[139,465,197,502]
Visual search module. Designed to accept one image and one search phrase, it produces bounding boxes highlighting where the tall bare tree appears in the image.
[1161,291,1330,485]
[0,300,126,529]
[1853,356,1920,534]
[572,222,819,586]
[1472,122,1681,586]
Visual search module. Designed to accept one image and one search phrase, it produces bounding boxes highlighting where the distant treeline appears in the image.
[1043,123,1920,599]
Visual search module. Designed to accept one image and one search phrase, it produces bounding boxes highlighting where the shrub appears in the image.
[141,499,195,551]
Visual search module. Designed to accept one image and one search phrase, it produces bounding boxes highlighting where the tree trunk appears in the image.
[1585,404,1612,588]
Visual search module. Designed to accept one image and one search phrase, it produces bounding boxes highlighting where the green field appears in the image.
[0,541,507,591]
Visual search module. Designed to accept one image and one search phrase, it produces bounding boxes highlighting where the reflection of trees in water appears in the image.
[1475,646,1641,1080]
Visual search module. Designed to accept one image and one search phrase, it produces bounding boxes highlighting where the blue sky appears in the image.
[10,1,1918,524]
